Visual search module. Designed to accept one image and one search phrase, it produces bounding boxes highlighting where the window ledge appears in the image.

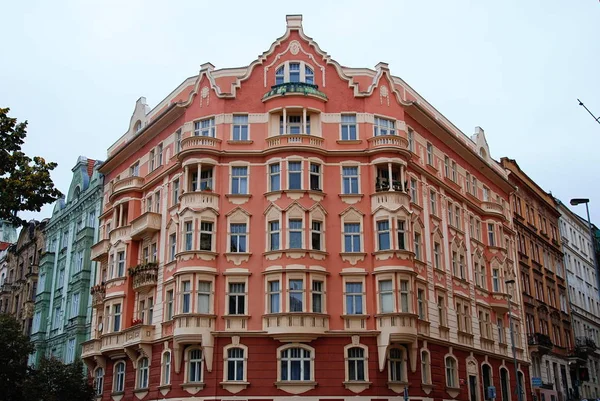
[181,382,205,395]
[338,193,363,205]
[336,139,363,145]
[421,382,434,394]
[227,140,254,145]
[274,380,317,394]
[343,380,371,393]
[224,252,251,266]
[133,389,148,400]
[110,392,124,401]
[104,277,126,286]
[157,384,171,396]
[220,381,249,394]
[387,380,410,394]
[372,249,414,261]
[225,193,251,205]
[176,250,217,262]
[340,252,366,266]
[446,386,461,398]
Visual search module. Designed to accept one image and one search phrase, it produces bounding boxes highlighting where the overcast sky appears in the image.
[2,0,599,225]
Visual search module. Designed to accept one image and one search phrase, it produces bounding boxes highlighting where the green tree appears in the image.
[24,357,95,401]
[0,107,61,226]
[0,314,34,401]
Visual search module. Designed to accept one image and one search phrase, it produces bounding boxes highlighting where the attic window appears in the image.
[134,120,142,133]
[274,61,315,85]
[479,148,487,158]
[73,187,80,203]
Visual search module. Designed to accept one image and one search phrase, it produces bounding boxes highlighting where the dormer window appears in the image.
[274,61,315,85]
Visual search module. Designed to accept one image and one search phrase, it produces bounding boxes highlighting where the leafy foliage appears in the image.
[0,107,62,226]
[0,313,34,401]
[24,357,95,401]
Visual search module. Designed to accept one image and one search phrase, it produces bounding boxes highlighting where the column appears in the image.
[282,108,287,135]
[303,107,307,134]
[388,163,393,191]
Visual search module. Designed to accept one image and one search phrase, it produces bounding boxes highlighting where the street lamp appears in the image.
[505,279,524,401]
[570,198,600,298]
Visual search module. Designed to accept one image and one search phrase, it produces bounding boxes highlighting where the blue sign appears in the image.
[404,387,409,401]
[487,386,497,399]
[532,377,543,388]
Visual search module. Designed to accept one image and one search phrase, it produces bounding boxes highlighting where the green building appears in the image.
[30,156,103,365]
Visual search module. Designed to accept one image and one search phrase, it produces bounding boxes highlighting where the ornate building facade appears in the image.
[30,157,103,366]
[556,200,600,400]
[83,15,530,401]
[0,219,46,334]
[501,159,573,401]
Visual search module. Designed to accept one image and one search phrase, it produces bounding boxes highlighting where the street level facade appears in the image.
[30,157,103,366]
[502,158,574,401]
[556,200,600,400]
[82,15,530,401]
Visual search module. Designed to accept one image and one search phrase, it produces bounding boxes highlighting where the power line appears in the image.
[577,98,600,125]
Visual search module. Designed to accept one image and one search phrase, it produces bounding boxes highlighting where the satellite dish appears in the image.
[98,322,103,332]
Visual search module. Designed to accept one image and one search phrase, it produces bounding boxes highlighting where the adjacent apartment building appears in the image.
[501,158,573,401]
[83,15,530,401]
[0,219,47,334]
[556,200,600,400]
[30,157,103,365]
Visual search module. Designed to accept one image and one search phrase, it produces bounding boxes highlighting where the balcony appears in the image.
[90,239,110,261]
[109,225,131,243]
[568,345,589,365]
[90,284,106,308]
[265,134,324,150]
[81,338,102,359]
[489,292,510,313]
[75,226,95,243]
[367,135,409,151]
[263,313,328,341]
[376,313,418,343]
[181,136,222,153]
[110,176,144,200]
[370,191,410,213]
[180,191,219,211]
[575,336,597,353]
[528,333,553,355]
[262,82,328,102]
[481,201,505,218]
[100,331,127,354]
[123,324,155,359]
[129,262,158,293]
[130,212,161,240]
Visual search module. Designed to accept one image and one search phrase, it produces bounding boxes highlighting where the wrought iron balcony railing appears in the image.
[262,82,327,101]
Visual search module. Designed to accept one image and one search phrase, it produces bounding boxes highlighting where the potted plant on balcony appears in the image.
[202,185,212,193]
[131,318,143,326]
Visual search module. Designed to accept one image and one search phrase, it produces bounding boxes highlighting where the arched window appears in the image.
[421,350,431,384]
[188,348,203,383]
[500,367,510,401]
[347,347,366,381]
[226,347,245,381]
[162,351,171,385]
[94,367,104,395]
[113,361,125,393]
[305,65,314,84]
[134,120,142,133]
[445,356,458,387]
[275,65,285,85]
[280,346,311,381]
[137,357,149,389]
[73,187,80,203]
[389,347,405,382]
[482,363,493,393]
[274,62,316,85]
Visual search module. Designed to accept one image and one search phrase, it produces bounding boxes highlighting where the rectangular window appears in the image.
[288,161,302,190]
[429,190,437,215]
[185,221,193,251]
[311,221,322,251]
[342,166,359,194]
[407,129,414,152]
[438,295,447,326]
[345,282,363,315]
[492,269,500,292]
[451,161,457,182]
[397,220,406,250]
[311,280,323,313]
[231,166,248,194]
[199,222,213,251]
[410,178,417,202]
[279,115,310,135]
[71,293,80,318]
[344,223,361,252]
[379,280,393,313]
[414,233,422,260]
[53,306,61,329]
[269,221,280,251]
[488,223,496,246]
[471,177,477,196]
[289,219,303,249]
[232,115,248,141]
[426,142,434,165]
[400,280,410,313]
[373,116,396,136]
[88,211,96,228]
[194,118,216,137]
[454,206,461,228]
[172,179,179,205]
[309,163,321,191]
[341,114,357,140]
[129,162,139,177]
[228,283,245,315]
[166,290,174,320]
[444,156,450,177]
[269,163,280,191]
[197,281,211,314]
[289,279,304,312]
[417,288,426,319]
[169,234,177,261]
[117,252,125,277]
[268,280,280,313]
[151,243,157,262]
[483,186,490,201]
[113,304,121,332]
[175,129,182,153]
[149,150,155,172]
[230,223,247,253]
[466,172,471,193]
[66,338,75,364]
[434,242,441,269]
[289,62,300,82]
[157,143,163,167]
[182,281,191,313]
[377,220,391,251]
